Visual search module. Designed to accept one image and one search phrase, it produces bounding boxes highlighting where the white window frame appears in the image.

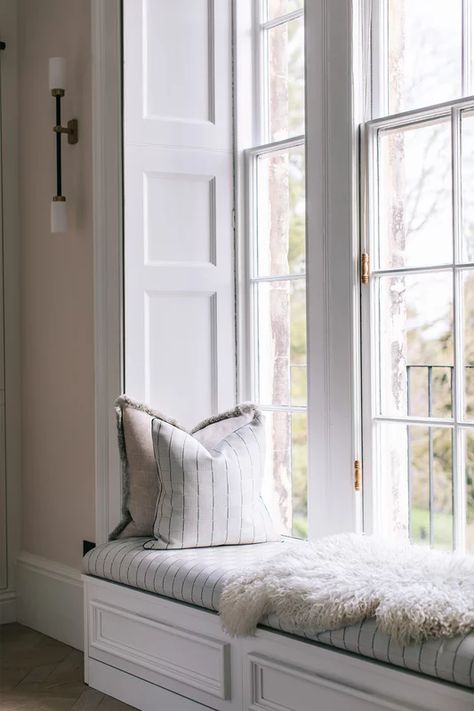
[96,0,474,549]
[96,0,362,544]
[235,0,361,541]
[91,0,123,545]
[362,0,474,551]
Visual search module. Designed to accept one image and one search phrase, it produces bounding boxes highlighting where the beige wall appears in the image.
[19,0,95,569]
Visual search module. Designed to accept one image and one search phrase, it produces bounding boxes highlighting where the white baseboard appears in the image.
[89,660,205,711]
[0,590,16,623]
[16,551,83,650]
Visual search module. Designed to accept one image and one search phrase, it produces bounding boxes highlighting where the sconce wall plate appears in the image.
[53,118,78,145]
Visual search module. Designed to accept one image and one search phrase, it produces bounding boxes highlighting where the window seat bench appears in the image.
[83,538,474,711]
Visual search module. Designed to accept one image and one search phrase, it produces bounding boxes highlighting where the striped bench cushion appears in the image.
[83,538,474,690]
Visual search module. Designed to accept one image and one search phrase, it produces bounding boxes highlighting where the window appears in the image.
[364,0,474,552]
[246,1,307,537]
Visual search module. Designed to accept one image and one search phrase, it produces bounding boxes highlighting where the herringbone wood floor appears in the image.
[0,623,138,710]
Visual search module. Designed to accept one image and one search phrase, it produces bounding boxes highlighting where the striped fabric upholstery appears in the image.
[83,538,474,690]
[145,409,277,549]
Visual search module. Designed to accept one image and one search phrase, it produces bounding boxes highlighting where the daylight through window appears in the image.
[247,0,307,537]
[365,0,474,552]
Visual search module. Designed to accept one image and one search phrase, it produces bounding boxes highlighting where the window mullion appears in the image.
[452,105,467,551]
[251,273,306,283]
[462,0,473,96]
[261,8,304,31]
[370,0,389,119]
[257,0,269,143]
[247,135,305,157]
[260,404,307,413]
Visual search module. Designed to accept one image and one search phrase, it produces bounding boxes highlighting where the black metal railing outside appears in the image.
[406,364,474,545]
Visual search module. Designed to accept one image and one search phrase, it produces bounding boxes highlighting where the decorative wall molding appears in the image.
[91,0,123,544]
[17,551,83,650]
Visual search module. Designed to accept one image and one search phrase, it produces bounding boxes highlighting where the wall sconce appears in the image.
[49,57,78,233]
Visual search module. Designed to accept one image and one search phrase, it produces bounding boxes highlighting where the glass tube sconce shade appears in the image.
[49,57,78,233]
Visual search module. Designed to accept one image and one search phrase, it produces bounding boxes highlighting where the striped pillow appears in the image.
[144,405,278,549]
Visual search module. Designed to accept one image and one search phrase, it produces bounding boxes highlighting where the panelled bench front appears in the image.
[83,538,474,711]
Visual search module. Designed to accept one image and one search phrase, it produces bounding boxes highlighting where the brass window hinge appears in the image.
[354,460,362,491]
[361,252,370,284]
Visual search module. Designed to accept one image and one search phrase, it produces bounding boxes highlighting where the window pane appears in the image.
[387,0,462,114]
[266,0,303,21]
[261,410,307,537]
[461,110,474,262]
[266,16,304,141]
[377,120,452,270]
[462,271,474,420]
[256,145,305,277]
[256,279,307,407]
[377,422,454,550]
[377,272,453,417]
[463,429,474,554]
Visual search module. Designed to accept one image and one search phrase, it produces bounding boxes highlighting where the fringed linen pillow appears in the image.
[110,395,185,538]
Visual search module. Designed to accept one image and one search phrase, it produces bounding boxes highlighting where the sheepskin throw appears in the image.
[143,403,278,549]
[218,533,474,644]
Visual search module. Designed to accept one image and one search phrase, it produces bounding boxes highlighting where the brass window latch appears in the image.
[361,252,370,284]
[354,460,362,491]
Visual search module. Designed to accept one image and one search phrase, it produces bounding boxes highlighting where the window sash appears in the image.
[245,136,307,412]
[236,0,360,541]
[362,94,474,552]
[371,0,474,120]
[258,0,305,145]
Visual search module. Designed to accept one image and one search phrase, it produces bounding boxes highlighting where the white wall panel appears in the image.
[145,173,215,266]
[145,292,217,426]
[124,0,235,424]
[145,0,212,123]
[124,0,231,150]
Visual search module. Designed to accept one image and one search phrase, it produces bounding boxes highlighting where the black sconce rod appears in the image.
[51,90,78,200]
[55,95,62,197]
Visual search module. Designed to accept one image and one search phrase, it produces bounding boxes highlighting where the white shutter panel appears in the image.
[124,0,235,428]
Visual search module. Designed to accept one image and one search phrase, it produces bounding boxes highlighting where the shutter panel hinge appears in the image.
[232,209,236,230]
[361,252,370,284]
[354,460,362,492]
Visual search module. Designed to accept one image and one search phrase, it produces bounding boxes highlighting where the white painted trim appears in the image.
[305,0,359,538]
[17,551,83,650]
[91,0,123,545]
[0,589,16,624]
[88,659,206,711]
[234,0,258,403]
[17,551,82,588]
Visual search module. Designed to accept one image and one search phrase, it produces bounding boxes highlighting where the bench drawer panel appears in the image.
[89,600,230,702]
[248,654,409,711]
